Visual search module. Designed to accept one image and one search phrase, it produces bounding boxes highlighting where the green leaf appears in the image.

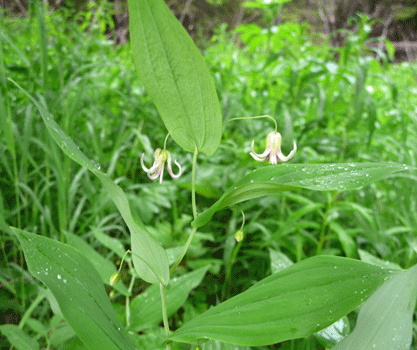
[90,226,126,258]
[333,265,417,350]
[10,79,169,285]
[328,222,356,258]
[169,256,399,346]
[385,39,395,61]
[128,0,222,155]
[65,232,130,296]
[193,163,412,228]
[129,266,209,332]
[269,248,293,273]
[0,324,39,350]
[49,323,77,347]
[358,249,402,270]
[12,228,135,350]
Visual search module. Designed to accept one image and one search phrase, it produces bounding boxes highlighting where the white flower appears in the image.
[250,131,297,165]
[141,148,182,183]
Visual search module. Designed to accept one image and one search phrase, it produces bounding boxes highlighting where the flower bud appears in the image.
[110,272,121,286]
[235,229,244,242]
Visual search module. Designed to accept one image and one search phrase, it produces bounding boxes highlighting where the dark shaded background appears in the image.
[2,0,417,60]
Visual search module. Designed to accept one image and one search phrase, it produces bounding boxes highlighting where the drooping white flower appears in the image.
[250,131,297,165]
[141,148,182,183]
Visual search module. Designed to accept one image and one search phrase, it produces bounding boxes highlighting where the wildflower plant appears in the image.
[8,0,417,350]
[140,134,182,183]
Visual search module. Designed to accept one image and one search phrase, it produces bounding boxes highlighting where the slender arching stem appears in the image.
[224,115,278,132]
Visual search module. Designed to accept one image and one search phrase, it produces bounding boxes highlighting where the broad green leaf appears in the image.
[0,324,39,350]
[193,163,411,228]
[65,232,130,296]
[333,265,417,350]
[169,256,399,346]
[12,228,135,350]
[128,0,222,155]
[11,80,168,285]
[129,266,209,332]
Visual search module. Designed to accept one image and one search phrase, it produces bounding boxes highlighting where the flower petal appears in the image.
[148,168,162,180]
[140,153,150,172]
[277,141,297,162]
[250,152,268,162]
[250,140,271,158]
[167,153,182,179]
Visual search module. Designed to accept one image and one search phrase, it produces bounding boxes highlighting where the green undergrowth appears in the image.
[1,4,417,350]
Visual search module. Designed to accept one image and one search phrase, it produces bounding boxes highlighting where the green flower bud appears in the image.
[110,272,121,286]
[235,229,244,242]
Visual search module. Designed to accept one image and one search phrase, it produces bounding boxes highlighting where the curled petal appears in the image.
[277,141,297,162]
[167,153,182,179]
[141,152,164,181]
[148,167,163,182]
[250,140,271,162]
[141,149,182,183]
[250,131,297,164]
[140,153,150,172]
[250,151,268,162]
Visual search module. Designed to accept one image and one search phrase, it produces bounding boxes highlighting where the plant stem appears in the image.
[191,147,198,220]
[160,283,171,350]
[169,147,199,273]
[224,115,278,132]
[170,226,197,274]
[126,260,136,328]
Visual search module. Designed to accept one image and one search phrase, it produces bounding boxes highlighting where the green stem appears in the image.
[191,147,198,220]
[160,283,171,350]
[169,148,199,273]
[170,227,197,274]
[19,292,45,328]
[316,193,336,254]
[222,238,243,301]
[126,260,135,328]
[224,115,278,132]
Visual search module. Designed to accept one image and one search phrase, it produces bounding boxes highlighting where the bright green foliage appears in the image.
[12,228,135,350]
[11,81,169,285]
[333,264,417,349]
[193,163,412,228]
[170,256,399,345]
[128,0,222,155]
[2,2,417,350]
[315,317,351,348]
[64,231,129,295]
[0,325,39,350]
[129,266,209,332]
